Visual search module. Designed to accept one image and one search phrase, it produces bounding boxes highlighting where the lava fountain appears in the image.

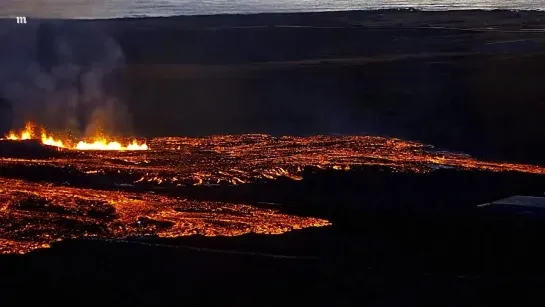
[4,122,148,151]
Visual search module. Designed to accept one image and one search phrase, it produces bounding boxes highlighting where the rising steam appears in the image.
[0,21,132,138]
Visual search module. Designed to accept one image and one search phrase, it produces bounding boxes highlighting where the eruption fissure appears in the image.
[4,122,148,151]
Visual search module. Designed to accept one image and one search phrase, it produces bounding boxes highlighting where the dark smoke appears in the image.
[0,20,132,138]
[0,96,12,135]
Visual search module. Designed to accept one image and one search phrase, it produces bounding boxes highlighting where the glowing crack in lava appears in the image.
[4,122,148,151]
[2,133,545,254]
[0,177,330,254]
[2,134,545,188]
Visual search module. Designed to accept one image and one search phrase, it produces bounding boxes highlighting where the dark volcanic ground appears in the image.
[2,10,545,306]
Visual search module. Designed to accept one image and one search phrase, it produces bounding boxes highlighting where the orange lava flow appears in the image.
[3,122,148,151]
[127,135,545,186]
[2,134,545,188]
[2,133,545,254]
[0,177,330,254]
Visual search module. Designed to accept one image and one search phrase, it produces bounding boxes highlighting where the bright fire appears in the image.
[6,122,35,141]
[3,122,148,151]
[75,139,148,151]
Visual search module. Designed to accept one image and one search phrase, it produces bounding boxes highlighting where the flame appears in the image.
[41,133,66,148]
[127,140,149,151]
[75,139,148,151]
[6,122,35,141]
[5,132,18,141]
[3,122,148,151]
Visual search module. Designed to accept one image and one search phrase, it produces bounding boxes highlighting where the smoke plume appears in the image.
[0,20,132,138]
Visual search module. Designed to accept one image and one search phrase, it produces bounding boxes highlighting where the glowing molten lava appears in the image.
[3,122,148,151]
[6,122,35,141]
[41,133,66,148]
[75,139,148,151]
